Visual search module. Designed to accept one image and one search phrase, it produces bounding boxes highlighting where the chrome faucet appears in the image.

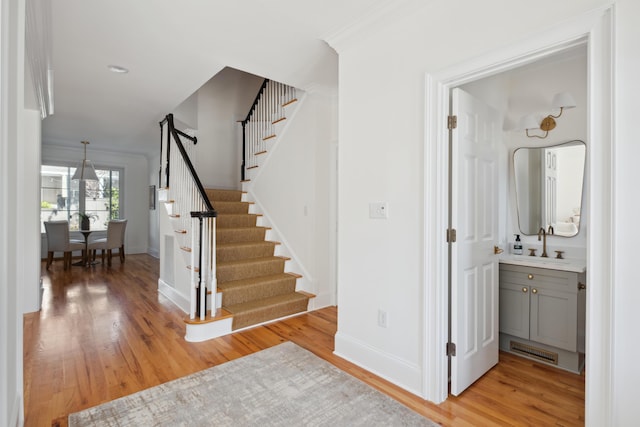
[538,227,548,258]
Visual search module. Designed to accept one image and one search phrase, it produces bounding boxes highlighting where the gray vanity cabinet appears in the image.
[499,263,586,372]
[499,279,530,340]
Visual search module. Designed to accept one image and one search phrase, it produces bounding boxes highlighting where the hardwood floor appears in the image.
[24,254,585,426]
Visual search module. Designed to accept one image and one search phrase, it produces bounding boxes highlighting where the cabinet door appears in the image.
[499,282,530,339]
[530,287,577,351]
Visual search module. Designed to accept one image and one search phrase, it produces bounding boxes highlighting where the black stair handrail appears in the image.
[240,78,269,181]
[159,113,215,213]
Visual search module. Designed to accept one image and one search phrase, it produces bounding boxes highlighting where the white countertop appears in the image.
[499,253,586,273]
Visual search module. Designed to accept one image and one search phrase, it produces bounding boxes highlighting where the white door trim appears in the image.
[422,5,614,425]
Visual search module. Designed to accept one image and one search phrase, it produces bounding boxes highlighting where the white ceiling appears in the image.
[40,0,394,155]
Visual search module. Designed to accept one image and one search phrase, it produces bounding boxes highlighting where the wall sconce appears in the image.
[71,140,99,181]
[519,92,576,139]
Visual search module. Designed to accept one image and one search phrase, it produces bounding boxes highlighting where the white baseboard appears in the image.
[158,279,189,313]
[11,395,23,427]
[147,249,160,258]
[334,332,422,397]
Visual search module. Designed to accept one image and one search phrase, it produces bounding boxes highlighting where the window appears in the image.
[40,165,122,232]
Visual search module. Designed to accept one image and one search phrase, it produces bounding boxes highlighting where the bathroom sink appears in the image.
[499,253,586,273]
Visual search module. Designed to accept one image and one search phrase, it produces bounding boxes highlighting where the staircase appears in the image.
[158,79,311,342]
[207,188,311,330]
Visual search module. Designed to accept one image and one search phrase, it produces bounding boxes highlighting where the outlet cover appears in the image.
[377,309,388,328]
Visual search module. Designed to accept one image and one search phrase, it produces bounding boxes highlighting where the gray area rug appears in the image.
[69,341,438,426]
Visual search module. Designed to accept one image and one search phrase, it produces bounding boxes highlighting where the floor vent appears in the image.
[510,341,558,365]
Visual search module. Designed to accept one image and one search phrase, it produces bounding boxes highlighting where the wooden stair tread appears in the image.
[183,308,233,325]
[297,291,316,299]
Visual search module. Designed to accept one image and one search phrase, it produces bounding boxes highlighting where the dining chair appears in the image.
[44,221,86,270]
[88,219,127,266]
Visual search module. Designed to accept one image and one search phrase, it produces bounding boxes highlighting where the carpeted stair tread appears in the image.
[225,292,310,330]
[205,189,244,202]
[217,256,287,283]
[217,227,267,244]
[212,201,251,214]
[217,241,278,262]
[217,214,259,228]
[218,273,298,306]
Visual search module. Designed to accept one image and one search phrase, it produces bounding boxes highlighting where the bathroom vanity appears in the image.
[499,255,586,373]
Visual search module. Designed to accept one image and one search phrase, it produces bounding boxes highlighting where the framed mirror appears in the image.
[513,140,586,237]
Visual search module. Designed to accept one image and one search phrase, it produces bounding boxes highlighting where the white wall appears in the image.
[1,0,26,423]
[248,91,337,308]
[330,0,612,413]
[20,109,42,313]
[41,144,150,255]
[189,67,264,189]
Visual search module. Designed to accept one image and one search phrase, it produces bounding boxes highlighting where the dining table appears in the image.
[72,229,103,267]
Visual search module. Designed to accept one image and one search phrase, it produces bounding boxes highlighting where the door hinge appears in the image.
[446,342,457,357]
[446,228,457,243]
[447,115,457,130]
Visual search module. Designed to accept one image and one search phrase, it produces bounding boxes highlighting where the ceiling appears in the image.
[39,0,395,156]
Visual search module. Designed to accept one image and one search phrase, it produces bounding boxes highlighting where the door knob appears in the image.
[532,288,538,294]
[494,246,503,254]
[522,287,528,293]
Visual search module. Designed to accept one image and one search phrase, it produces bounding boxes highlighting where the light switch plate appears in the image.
[369,202,388,219]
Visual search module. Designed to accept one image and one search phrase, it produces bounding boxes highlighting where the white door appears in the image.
[450,88,501,395]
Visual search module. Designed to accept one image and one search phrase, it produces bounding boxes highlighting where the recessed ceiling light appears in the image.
[107,65,129,74]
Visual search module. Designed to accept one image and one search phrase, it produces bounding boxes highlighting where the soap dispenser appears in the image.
[513,234,523,255]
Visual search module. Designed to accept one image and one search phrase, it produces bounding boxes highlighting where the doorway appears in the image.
[449,43,588,396]
[423,8,614,422]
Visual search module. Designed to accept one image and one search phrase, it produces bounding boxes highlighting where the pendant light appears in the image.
[71,140,99,181]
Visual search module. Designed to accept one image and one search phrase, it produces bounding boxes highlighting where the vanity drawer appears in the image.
[499,264,578,293]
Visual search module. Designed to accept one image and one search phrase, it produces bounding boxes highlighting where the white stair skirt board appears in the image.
[185,317,233,342]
